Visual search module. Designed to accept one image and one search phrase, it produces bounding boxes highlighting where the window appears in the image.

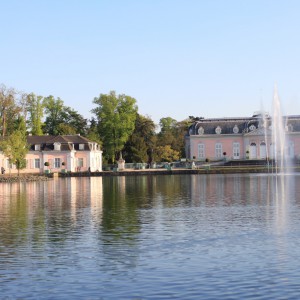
[54,158,61,168]
[198,144,205,159]
[54,143,61,151]
[233,142,240,159]
[215,126,222,134]
[35,144,40,151]
[233,125,239,134]
[34,159,40,168]
[260,142,267,159]
[79,144,84,150]
[287,124,293,132]
[215,143,222,158]
[77,158,83,167]
[198,127,204,135]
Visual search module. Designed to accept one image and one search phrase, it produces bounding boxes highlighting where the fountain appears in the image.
[271,85,291,173]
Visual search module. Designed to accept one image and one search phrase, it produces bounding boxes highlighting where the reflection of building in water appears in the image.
[90,177,103,224]
[117,176,126,200]
[190,174,299,207]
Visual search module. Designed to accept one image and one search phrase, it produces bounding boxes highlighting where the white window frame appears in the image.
[197,143,205,159]
[54,158,61,168]
[215,143,222,158]
[79,144,84,150]
[34,158,40,169]
[233,142,240,159]
[35,144,40,151]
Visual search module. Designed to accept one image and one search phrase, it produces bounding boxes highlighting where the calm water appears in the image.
[1,174,300,299]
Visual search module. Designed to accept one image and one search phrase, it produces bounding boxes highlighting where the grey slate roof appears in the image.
[188,114,300,136]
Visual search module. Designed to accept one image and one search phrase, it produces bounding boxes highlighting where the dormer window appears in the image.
[249,125,256,131]
[198,126,204,135]
[215,126,222,134]
[79,144,84,150]
[233,125,239,134]
[35,144,40,151]
[54,142,61,151]
[287,124,293,132]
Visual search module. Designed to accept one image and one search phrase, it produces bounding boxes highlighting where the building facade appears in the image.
[0,135,102,174]
[185,113,300,162]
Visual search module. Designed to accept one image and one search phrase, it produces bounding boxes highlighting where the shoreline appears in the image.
[1,166,299,182]
[59,166,300,177]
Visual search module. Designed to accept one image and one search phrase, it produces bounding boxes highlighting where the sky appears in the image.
[1,0,300,125]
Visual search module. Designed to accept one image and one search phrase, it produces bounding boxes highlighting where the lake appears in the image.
[1,174,300,299]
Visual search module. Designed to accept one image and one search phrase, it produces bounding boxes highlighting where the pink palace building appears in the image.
[0,135,102,174]
[185,112,300,162]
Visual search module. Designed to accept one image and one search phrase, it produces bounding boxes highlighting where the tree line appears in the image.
[0,84,197,167]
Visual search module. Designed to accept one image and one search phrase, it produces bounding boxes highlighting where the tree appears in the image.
[0,130,29,175]
[60,106,88,136]
[92,91,138,163]
[159,117,177,133]
[43,96,87,136]
[43,95,64,135]
[154,145,180,162]
[86,117,102,147]
[123,114,156,163]
[0,84,21,136]
[27,93,44,135]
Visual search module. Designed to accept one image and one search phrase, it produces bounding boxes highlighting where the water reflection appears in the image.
[1,174,300,299]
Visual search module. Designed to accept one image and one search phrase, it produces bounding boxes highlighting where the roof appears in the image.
[27,135,99,151]
[187,114,300,136]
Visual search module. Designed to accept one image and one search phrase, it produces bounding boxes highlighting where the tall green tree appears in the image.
[92,91,138,163]
[0,130,29,175]
[0,84,21,136]
[123,114,156,163]
[27,93,44,135]
[60,106,88,136]
[43,95,64,135]
[43,96,87,136]
[86,117,102,146]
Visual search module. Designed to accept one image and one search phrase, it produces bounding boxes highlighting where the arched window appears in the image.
[260,142,267,159]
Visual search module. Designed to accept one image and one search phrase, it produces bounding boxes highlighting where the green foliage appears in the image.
[86,118,102,146]
[159,117,177,132]
[43,95,64,135]
[123,114,156,163]
[0,131,29,175]
[60,106,88,135]
[92,91,138,163]
[0,84,22,136]
[154,145,180,162]
[43,96,88,136]
[27,93,44,135]
[57,123,77,135]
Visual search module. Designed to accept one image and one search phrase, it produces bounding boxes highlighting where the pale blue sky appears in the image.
[1,0,300,124]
